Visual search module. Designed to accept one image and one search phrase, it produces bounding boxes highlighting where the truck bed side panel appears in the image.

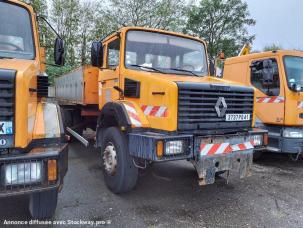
[55,66,99,105]
[55,67,84,104]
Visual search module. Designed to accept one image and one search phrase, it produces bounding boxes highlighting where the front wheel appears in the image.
[101,127,138,193]
[29,189,58,219]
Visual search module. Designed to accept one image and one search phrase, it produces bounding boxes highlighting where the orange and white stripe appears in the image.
[298,101,303,109]
[256,96,284,104]
[123,103,142,127]
[141,105,168,117]
[199,141,254,156]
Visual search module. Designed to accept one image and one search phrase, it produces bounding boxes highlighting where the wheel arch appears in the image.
[96,102,131,147]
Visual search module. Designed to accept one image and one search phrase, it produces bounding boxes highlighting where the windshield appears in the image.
[284,56,303,89]
[0,2,35,60]
[125,30,208,76]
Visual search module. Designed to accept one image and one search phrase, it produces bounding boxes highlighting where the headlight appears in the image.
[5,162,43,185]
[249,134,263,146]
[165,140,184,155]
[283,128,303,138]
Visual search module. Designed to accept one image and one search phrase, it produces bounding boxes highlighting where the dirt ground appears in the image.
[1,142,303,227]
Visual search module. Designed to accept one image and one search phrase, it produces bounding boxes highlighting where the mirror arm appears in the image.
[37,16,62,39]
[113,86,124,100]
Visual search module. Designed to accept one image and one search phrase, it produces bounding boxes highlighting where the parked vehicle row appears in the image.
[1,0,301,221]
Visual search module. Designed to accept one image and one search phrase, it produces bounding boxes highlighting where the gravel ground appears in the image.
[1,142,303,227]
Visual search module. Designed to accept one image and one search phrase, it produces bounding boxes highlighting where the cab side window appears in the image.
[251,58,280,96]
[108,39,120,68]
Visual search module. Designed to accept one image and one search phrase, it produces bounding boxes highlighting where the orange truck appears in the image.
[55,27,267,193]
[222,49,303,159]
[0,0,68,219]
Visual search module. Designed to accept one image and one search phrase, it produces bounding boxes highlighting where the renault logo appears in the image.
[215,97,228,117]
[0,139,6,146]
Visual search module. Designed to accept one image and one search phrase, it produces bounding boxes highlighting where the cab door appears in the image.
[249,57,285,125]
[99,37,121,109]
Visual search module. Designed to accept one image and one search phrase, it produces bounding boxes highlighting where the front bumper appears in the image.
[129,129,267,185]
[194,150,252,185]
[0,143,68,197]
[281,137,303,154]
[266,133,303,153]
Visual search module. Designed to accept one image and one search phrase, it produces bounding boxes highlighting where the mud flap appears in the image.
[194,149,253,186]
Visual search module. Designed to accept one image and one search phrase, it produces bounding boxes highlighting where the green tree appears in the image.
[103,0,186,31]
[264,44,282,51]
[185,0,256,59]
[51,0,81,66]
[22,0,48,17]
[78,1,101,65]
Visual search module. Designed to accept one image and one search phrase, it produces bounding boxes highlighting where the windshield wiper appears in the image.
[128,64,166,74]
[168,68,200,77]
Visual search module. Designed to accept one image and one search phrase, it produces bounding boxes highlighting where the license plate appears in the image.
[225,114,250,122]
[0,121,13,135]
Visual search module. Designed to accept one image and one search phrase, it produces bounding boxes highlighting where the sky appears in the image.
[245,0,303,51]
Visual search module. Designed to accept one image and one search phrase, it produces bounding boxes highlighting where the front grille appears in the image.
[0,70,16,124]
[177,82,254,131]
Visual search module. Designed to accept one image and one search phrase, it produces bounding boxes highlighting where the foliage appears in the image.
[51,0,81,66]
[21,0,257,82]
[22,0,48,17]
[103,0,186,31]
[184,0,256,59]
[263,44,282,51]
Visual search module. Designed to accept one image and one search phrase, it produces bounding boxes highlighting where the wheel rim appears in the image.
[103,143,117,175]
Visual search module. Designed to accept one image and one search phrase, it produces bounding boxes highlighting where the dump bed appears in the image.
[55,65,99,105]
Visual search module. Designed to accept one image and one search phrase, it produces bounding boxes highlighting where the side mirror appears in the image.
[91,41,103,67]
[54,38,65,66]
[209,60,215,76]
[261,59,274,86]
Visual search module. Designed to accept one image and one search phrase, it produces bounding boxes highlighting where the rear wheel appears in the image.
[101,127,138,193]
[29,189,58,219]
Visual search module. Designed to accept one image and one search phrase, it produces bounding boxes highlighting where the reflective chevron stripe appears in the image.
[199,141,254,156]
[123,103,142,127]
[141,105,168,117]
[256,96,284,103]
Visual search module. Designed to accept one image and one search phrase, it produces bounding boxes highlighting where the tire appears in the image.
[101,127,138,193]
[29,189,58,219]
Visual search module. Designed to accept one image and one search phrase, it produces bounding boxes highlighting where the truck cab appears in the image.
[56,27,267,194]
[223,50,303,157]
[0,0,67,219]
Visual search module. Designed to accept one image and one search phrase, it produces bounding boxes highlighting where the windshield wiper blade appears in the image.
[128,64,165,73]
[168,68,199,77]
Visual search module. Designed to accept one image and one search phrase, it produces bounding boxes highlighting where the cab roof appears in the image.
[225,50,303,65]
[102,27,206,45]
